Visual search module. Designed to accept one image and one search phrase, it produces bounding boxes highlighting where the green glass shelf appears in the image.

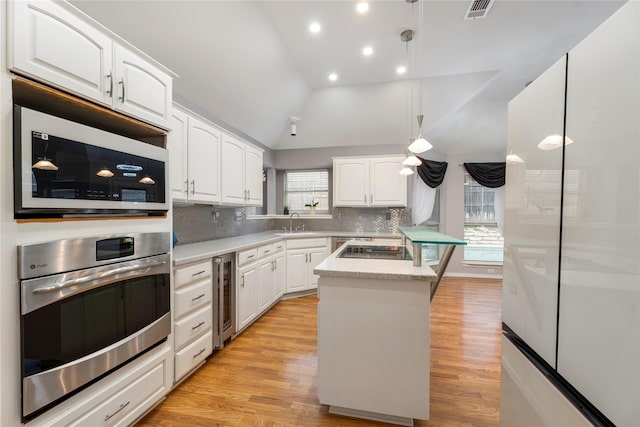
[399,227,467,245]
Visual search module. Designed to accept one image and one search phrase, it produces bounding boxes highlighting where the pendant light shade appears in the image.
[399,166,414,176]
[96,167,114,178]
[506,152,524,164]
[139,175,155,185]
[32,157,58,171]
[402,154,422,166]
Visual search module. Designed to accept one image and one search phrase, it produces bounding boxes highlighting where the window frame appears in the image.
[284,169,330,214]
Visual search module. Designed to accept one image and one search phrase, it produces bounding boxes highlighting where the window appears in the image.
[284,170,329,213]
[463,173,503,263]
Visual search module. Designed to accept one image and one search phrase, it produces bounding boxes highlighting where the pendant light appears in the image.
[408,115,432,153]
[402,145,422,166]
[32,140,58,171]
[399,166,414,176]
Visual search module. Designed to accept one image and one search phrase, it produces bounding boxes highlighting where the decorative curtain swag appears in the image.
[416,158,448,188]
[463,162,506,188]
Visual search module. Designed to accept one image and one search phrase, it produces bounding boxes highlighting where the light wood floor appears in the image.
[137,277,502,426]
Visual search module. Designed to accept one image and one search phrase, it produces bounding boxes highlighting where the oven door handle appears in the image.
[32,261,168,294]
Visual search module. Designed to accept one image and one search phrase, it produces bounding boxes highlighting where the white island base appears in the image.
[317,272,432,426]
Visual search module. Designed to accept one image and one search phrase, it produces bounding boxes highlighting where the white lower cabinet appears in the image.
[237,248,258,331]
[40,344,171,427]
[174,331,213,382]
[173,259,213,383]
[286,238,329,293]
[256,242,286,314]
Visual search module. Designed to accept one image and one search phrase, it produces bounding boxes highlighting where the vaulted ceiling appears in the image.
[71,0,625,155]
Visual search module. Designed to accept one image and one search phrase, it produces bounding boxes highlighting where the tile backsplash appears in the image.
[173,206,412,245]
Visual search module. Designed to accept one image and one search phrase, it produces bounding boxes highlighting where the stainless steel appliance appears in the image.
[213,254,235,348]
[13,105,169,218]
[331,236,371,252]
[338,244,412,261]
[19,233,171,420]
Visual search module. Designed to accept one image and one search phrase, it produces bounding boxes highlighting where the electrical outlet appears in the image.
[211,211,219,223]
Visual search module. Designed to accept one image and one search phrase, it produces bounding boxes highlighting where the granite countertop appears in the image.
[314,241,437,281]
[173,230,402,266]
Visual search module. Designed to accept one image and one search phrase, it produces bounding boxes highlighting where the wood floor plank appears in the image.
[136,277,501,426]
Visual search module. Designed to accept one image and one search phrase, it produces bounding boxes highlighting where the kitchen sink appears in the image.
[338,245,412,261]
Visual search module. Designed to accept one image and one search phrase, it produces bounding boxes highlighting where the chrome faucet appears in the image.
[289,212,300,233]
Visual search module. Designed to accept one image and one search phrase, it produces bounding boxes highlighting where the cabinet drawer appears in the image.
[174,260,212,290]
[257,244,273,259]
[273,241,286,253]
[69,358,166,427]
[286,238,328,250]
[174,305,212,351]
[238,248,258,266]
[175,331,212,381]
[174,280,212,319]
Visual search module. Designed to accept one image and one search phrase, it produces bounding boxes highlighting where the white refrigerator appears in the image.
[501,2,639,426]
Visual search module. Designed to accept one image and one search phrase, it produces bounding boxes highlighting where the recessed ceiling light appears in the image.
[362,46,373,56]
[356,2,369,14]
[396,66,407,75]
[328,73,338,82]
[309,22,321,33]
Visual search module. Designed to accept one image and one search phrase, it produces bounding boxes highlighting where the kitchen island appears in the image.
[314,241,437,426]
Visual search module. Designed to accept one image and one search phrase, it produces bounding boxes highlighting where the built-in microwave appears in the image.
[13,105,169,218]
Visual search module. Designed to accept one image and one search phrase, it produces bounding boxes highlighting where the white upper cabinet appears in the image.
[9,0,173,129]
[9,1,112,104]
[187,116,221,204]
[221,134,264,206]
[168,108,189,200]
[333,156,406,207]
[113,43,172,128]
[244,145,264,207]
[220,134,246,205]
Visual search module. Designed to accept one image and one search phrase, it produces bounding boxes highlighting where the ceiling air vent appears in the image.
[464,0,494,20]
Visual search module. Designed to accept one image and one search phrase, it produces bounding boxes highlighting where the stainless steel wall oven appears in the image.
[18,233,171,421]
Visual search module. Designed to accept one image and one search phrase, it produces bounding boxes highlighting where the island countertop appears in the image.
[314,241,437,281]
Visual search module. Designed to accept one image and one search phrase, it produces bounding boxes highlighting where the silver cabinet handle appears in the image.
[191,293,205,302]
[104,401,130,421]
[241,275,245,288]
[370,194,373,203]
[118,77,125,101]
[247,190,250,200]
[271,260,275,271]
[106,71,113,97]
[191,270,206,277]
[247,254,255,259]
[364,194,367,203]
[192,348,206,359]
[191,180,195,194]
[192,321,205,331]
[184,179,189,194]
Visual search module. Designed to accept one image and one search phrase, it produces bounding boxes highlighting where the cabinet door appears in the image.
[220,134,246,205]
[273,252,286,300]
[285,249,308,293]
[113,43,172,129]
[237,263,257,330]
[307,247,328,290]
[9,0,112,105]
[333,159,368,206]
[245,145,264,206]
[257,258,274,313]
[168,108,189,201]
[369,157,407,207]
[187,117,221,203]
